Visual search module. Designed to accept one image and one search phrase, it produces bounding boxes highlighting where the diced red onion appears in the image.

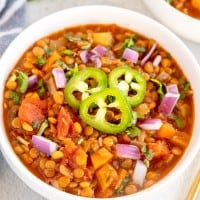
[166,84,179,94]
[122,48,139,64]
[91,45,107,56]
[153,55,162,66]
[139,118,163,130]
[132,160,147,187]
[80,46,106,67]
[28,74,38,89]
[32,135,57,155]
[90,55,101,68]
[159,84,180,115]
[116,144,140,159]
[80,50,89,63]
[52,68,66,89]
[141,43,157,66]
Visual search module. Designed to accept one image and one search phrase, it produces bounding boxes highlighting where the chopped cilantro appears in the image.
[151,78,166,99]
[56,60,70,70]
[141,145,154,168]
[62,49,74,56]
[179,79,190,99]
[64,34,81,42]
[17,71,28,93]
[173,114,183,128]
[126,126,141,138]
[37,79,46,96]
[123,35,137,48]
[44,45,53,56]
[37,120,48,136]
[66,62,79,79]
[10,91,20,105]
[37,56,46,67]
[32,120,40,129]
[131,45,146,52]
[115,176,131,195]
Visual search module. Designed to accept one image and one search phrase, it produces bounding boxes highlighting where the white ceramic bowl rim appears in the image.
[0,5,200,200]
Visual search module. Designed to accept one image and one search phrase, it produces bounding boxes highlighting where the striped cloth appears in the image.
[0,0,26,55]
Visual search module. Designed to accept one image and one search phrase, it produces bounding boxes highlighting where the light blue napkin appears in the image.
[0,0,26,55]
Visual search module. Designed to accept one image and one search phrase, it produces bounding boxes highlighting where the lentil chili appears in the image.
[166,0,200,19]
[3,24,194,198]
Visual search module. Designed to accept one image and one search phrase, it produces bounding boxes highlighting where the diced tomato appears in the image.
[148,140,170,158]
[18,97,46,125]
[57,107,77,139]
[62,147,77,169]
[22,98,48,114]
[62,146,87,169]
[117,134,131,144]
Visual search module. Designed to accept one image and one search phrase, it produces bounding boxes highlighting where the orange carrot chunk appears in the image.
[90,147,113,170]
[96,163,118,190]
[170,131,190,148]
[156,123,176,139]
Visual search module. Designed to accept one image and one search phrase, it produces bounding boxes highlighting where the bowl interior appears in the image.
[0,5,200,200]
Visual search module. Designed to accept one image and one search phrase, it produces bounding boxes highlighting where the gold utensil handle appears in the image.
[186,170,200,200]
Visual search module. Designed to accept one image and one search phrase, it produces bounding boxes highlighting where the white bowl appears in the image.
[143,0,200,43]
[0,5,200,200]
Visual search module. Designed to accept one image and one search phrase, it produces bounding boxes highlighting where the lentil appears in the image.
[58,176,70,188]
[52,151,64,160]
[73,168,84,178]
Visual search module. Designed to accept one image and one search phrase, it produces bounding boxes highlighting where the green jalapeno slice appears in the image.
[64,67,107,109]
[108,66,146,106]
[79,88,133,134]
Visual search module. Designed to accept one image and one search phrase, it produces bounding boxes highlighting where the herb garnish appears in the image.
[126,126,141,138]
[16,71,28,93]
[66,63,79,79]
[32,120,40,129]
[179,79,190,99]
[123,35,137,48]
[37,120,49,136]
[37,56,46,67]
[173,114,183,128]
[64,34,81,42]
[10,91,20,105]
[44,45,53,56]
[56,60,70,70]
[62,49,75,56]
[115,176,131,195]
[141,145,154,168]
[37,79,46,96]
[131,45,146,53]
[151,78,166,99]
